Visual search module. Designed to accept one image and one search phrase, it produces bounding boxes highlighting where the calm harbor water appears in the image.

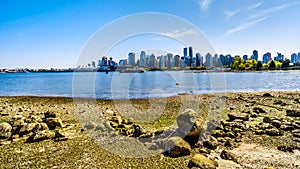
[0,71,299,99]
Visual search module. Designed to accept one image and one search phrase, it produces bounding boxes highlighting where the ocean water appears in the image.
[0,71,299,99]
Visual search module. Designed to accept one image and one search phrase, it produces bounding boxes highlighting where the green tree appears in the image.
[282,59,290,69]
[256,61,263,70]
[239,63,246,70]
[268,60,276,69]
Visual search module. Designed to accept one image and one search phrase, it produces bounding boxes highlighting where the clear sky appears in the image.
[1,0,300,68]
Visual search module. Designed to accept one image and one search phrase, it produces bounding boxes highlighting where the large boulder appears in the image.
[176,109,204,137]
[19,123,37,135]
[164,136,191,157]
[203,136,219,150]
[44,111,58,118]
[220,150,238,163]
[0,122,12,140]
[188,154,218,169]
[45,118,63,130]
[27,130,55,142]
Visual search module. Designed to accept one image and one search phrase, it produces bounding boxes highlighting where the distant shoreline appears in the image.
[1,68,300,73]
[1,90,299,101]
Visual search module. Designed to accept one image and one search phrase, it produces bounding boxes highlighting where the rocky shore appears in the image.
[0,91,300,168]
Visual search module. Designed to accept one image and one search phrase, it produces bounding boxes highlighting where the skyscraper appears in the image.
[188,47,193,66]
[251,50,258,61]
[174,55,180,67]
[167,53,173,68]
[149,54,156,68]
[183,47,188,66]
[291,53,297,63]
[196,53,201,66]
[139,51,146,67]
[128,52,136,66]
[205,53,212,67]
[263,52,271,64]
[274,53,284,61]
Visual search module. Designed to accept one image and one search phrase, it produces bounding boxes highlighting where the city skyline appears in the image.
[83,47,300,71]
[1,0,300,68]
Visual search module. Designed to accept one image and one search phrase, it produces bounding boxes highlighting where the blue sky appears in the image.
[0,0,299,68]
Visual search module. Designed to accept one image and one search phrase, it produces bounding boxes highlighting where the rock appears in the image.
[0,122,12,140]
[255,129,266,135]
[188,154,218,169]
[54,130,74,141]
[176,109,204,137]
[110,116,122,125]
[44,111,58,118]
[263,117,272,123]
[253,107,267,114]
[250,113,258,118]
[211,130,226,138]
[225,132,236,138]
[220,150,238,163]
[271,120,281,128]
[132,124,144,137]
[0,140,11,145]
[84,122,96,130]
[277,145,294,153]
[11,115,25,128]
[206,119,223,132]
[266,128,283,136]
[19,123,37,135]
[203,136,218,150]
[286,109,300,117]
[27,130,55,142]
[35,123,49,131]
[273,100,283,105]
[227,113,249,121]
[164,136,191,157]
[262,93,273,97]
[280,125,294,131]
[224,140,233,147]
[45,118,63,130]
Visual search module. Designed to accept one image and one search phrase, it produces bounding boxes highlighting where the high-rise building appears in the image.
[128,52,136,66]
[92,61,96,68]
[213,54,219,66]
[183,48,188,57]
[188,47,193,66]
[263,52,272,64]
[139,51,146,67]
[274,52,284,61]
[174,55,180,67]
[251,50,258,61]
[167,53,173,68]
[205,53,213,67]
[196,53,201,66]
[183,47,188,66]
[119,59,127,66]
[291,53,298,63]
[159,55,164,68]
[149,54,156,68]
[243,55,248,60]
